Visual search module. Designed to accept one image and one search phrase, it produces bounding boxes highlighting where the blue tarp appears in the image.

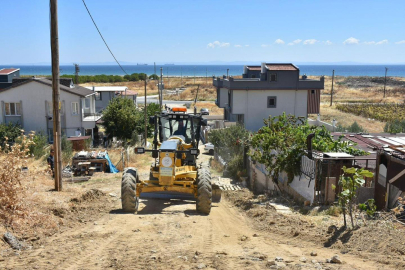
[105,153,119,173]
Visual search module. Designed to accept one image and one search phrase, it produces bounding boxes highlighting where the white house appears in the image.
[0,77,100,142]
[213,63,325,131]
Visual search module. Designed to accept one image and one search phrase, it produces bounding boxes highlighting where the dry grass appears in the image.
[194,102,223,115]
[320,75,405,103]
[312,76,405,132]
[312,104,386,133]
[80,77,215,97]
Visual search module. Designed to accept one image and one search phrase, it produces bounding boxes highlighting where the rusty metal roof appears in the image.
[0,68,19,75]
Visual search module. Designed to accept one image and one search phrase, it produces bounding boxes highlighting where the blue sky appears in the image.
[1,0,405,64]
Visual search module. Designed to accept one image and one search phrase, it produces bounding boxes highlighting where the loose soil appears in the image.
[1,152,404,269]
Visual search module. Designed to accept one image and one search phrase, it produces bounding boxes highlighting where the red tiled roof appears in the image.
[266,64,297,71]
[0,68,19,75]
[119,90,138,96]
[246,66,261,71]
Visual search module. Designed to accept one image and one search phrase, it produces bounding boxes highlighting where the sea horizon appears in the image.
[1,64,405,78]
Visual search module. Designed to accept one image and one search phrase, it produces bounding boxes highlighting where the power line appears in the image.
[81,0,128,75]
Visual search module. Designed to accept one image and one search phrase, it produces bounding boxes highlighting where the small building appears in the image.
[85,86,128,112]
[0,68,20,89]
[0,77,100,142]
[118,89,138,106]
[213,63,324,131]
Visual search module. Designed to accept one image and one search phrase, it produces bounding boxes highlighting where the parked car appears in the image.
[200,108,209,115]
[204,142,214,155]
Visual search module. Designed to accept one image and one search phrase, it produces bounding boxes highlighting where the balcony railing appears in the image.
[83,112,102,121]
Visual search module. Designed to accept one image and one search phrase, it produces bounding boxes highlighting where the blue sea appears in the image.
[2,64,405,77]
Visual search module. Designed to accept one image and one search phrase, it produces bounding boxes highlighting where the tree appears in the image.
[250,113,368,184]
[102,97,141,142]
[149,74,159,80]
[334,167,374,228]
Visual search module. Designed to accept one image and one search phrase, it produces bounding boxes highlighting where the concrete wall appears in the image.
[0,81,90,138]
[95,91,116,112]
[218,88,228,108]
[308,118,335,131]
[232,89,308,131]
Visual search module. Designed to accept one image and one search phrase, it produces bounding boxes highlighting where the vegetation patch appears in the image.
[336,102,405,122]
[250,113,367,184]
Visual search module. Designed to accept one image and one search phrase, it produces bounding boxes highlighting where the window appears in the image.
[270,73,277,82]
[5,102,21,116]
[95,92,102,101]
[311,89,315,94]
[267,96,277,108]
[84,97,91,108]
[71,102,79,115]
[251,75,256,78]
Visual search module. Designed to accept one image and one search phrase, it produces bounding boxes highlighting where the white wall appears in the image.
[0,81,86,137]
[232,89,308,131]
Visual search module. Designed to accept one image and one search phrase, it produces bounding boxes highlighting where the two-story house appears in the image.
[0,77,100,142]
[0,68,20,89]
[213,63,324,131]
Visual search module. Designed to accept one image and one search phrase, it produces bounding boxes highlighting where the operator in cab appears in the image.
[173,120,185,136]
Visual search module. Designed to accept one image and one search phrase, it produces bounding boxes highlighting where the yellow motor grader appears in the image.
[121,107,221,214]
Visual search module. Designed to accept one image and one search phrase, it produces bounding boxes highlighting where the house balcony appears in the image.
[83,112,102,122]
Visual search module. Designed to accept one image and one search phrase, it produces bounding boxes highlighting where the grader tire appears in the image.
[196,167,212,215]
[121,168,139,213]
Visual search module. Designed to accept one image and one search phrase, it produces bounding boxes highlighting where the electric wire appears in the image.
[81,0,129,75]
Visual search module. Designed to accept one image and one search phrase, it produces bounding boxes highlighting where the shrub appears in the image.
[0,132,33,225]
[250,113,368,184]
[384,119,405,133]
[29,132,48,159]
[336,121,367,133]
[149,74,159,80]
[210,124,249,178]
[61,135,73,165]
[0,122,22,148]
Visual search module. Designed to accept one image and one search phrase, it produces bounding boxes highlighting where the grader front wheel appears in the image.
[121,168,139,213]
[196,167,212,214]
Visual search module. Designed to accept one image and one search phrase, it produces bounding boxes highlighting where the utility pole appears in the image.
[384,67,388,98]
[167,67,169,88]
[154,62,156,77]
[330,69,335,106]
[180,67,182,88]
[227,68,229,78]
[74,63,80,84]
[160,67,163,110]
[144,76,148,146]
[50,0,62,191]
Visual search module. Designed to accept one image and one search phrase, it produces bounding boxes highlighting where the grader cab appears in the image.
[121,107,220,214]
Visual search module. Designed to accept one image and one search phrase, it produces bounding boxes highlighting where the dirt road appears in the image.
[2,181,391,270]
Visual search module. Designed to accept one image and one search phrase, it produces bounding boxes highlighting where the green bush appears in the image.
[29,132,48,159]
[210,124,249,178]
[149,74,159,80]
[384,119,405,133]
[336,121,367,133]
[0,122,22,148]
[250,113,368,184]
[61,135,73,165]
